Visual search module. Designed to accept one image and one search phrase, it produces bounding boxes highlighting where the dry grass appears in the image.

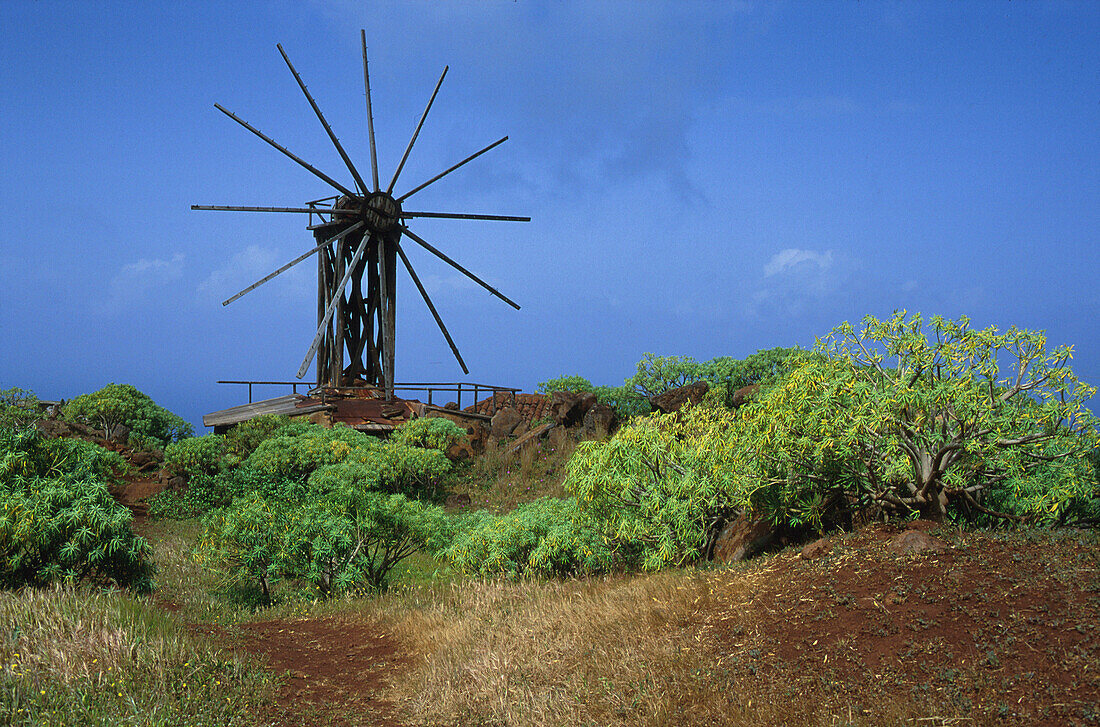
[361,528,1100,727]
[453,428,578,513]
[0,584,273,726]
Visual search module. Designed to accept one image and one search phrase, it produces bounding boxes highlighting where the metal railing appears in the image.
[217,379,520,414]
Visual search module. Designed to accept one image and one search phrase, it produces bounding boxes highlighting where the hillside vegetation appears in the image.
[1,312,1098,726]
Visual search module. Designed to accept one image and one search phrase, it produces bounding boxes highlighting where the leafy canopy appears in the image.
[62,384,192,446]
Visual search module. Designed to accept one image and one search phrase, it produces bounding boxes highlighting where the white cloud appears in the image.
[98,253,185,315]
[197,245,312,306]
[763,248,834,277]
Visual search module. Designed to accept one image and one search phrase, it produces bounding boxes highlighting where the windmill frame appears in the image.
[194,31,527,400]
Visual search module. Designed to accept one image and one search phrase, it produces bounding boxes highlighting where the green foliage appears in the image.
[444,497,618,578]
[223,414,291,466]
[565,408,739,570]
[727,312,1100,526]
[537,376,648,419]
[197,493,285,603]
[242,424,379,482]
[198,487,445,600]
[0,388,43,429]
[0,426,153,591]
[61,384,193,446]
[698,347,812,406]
[536,375,596,394]
[391,417,467,452]
[164,434,227,479]
[625,353,702,398]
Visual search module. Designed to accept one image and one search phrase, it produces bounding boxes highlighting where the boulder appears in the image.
[108,423,131,445]
[712,513,776,563]
[128,451,160,471]
[582,403,618,438]
[443,401,460,411]
[550,391,597,427]
[887,530,948,556]
[490,406,524,438]
[799,538,833,561]
[730,383,761,409]
[649,381,709,414]
[167,475,187,493]
[34,419,95,439]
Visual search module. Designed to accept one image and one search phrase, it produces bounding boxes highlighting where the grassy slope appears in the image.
[4,431,1099,726]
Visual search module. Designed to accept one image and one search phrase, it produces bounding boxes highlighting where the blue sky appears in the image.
[1,1,1097,430]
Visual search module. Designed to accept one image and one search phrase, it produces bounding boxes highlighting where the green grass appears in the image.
[0,585,275,727]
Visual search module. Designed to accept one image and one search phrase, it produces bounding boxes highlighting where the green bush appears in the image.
[223,414,291,466]
[164,434,226,479]
[444,497,619,578]
[61,384,192,446]
[0,388,43,429]
[0,426,153,591]
[244,424,380,482]
[198,488,445,601]
[390,417,467,452]
[536,375,596,394]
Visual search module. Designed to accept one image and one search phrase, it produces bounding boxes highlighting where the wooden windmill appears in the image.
[194,31,527,400]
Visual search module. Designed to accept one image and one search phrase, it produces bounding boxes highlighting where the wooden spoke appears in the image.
[401,211,530,222]
[361,30,380,192]
[222,222,363,306]
[394,240,468,374]
[397,136,508,202]
[192,205,356,215]
[277,43,369,194]
[387,66,447,194]
[214,103,357,197]
[399,225,520,310]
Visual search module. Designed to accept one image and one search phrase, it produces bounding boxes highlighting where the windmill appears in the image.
[193,31,527,401]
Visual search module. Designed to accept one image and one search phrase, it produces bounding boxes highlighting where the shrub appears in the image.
[61,384,192,446]
[0,388,43,429]
[444,497,619,578]
[223,414,291,466]
[197,493,286,604]
[0,426,153,591]
[197,488,446,600]
[164,434,226,479]
[243,424,380,482]
[390,417,467,452]
[536,375,595,394]
[565,408,737,570]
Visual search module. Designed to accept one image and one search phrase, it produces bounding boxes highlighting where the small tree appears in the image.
[783,312,1100,523]
[62,384,192,446]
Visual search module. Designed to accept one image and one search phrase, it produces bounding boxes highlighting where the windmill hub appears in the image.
[196,31,528,397]
[360,191,401,233]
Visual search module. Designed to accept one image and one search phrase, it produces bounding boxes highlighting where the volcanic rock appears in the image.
[649,381,709,414]
[888,530,948,556]
[550,391,597,427]
[490,406,524,438]
[712,513,776,563]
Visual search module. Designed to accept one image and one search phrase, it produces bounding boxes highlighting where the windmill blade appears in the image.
[192,205,358,215]
[223,222,364,306]
[214,103,357,198]
[393,240,468,374]
[399,225,520,310]
[397,136,508,202]
[387,66,448,194]
[361,29,380,192]
[277,43,369,194]
[297,233,373,378]
[402,211,530,222]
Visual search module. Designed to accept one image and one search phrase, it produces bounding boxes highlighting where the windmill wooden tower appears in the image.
[194,31,527,400]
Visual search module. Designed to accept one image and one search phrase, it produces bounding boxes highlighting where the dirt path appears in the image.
[238,617,409,727]
[124,479,410,726]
